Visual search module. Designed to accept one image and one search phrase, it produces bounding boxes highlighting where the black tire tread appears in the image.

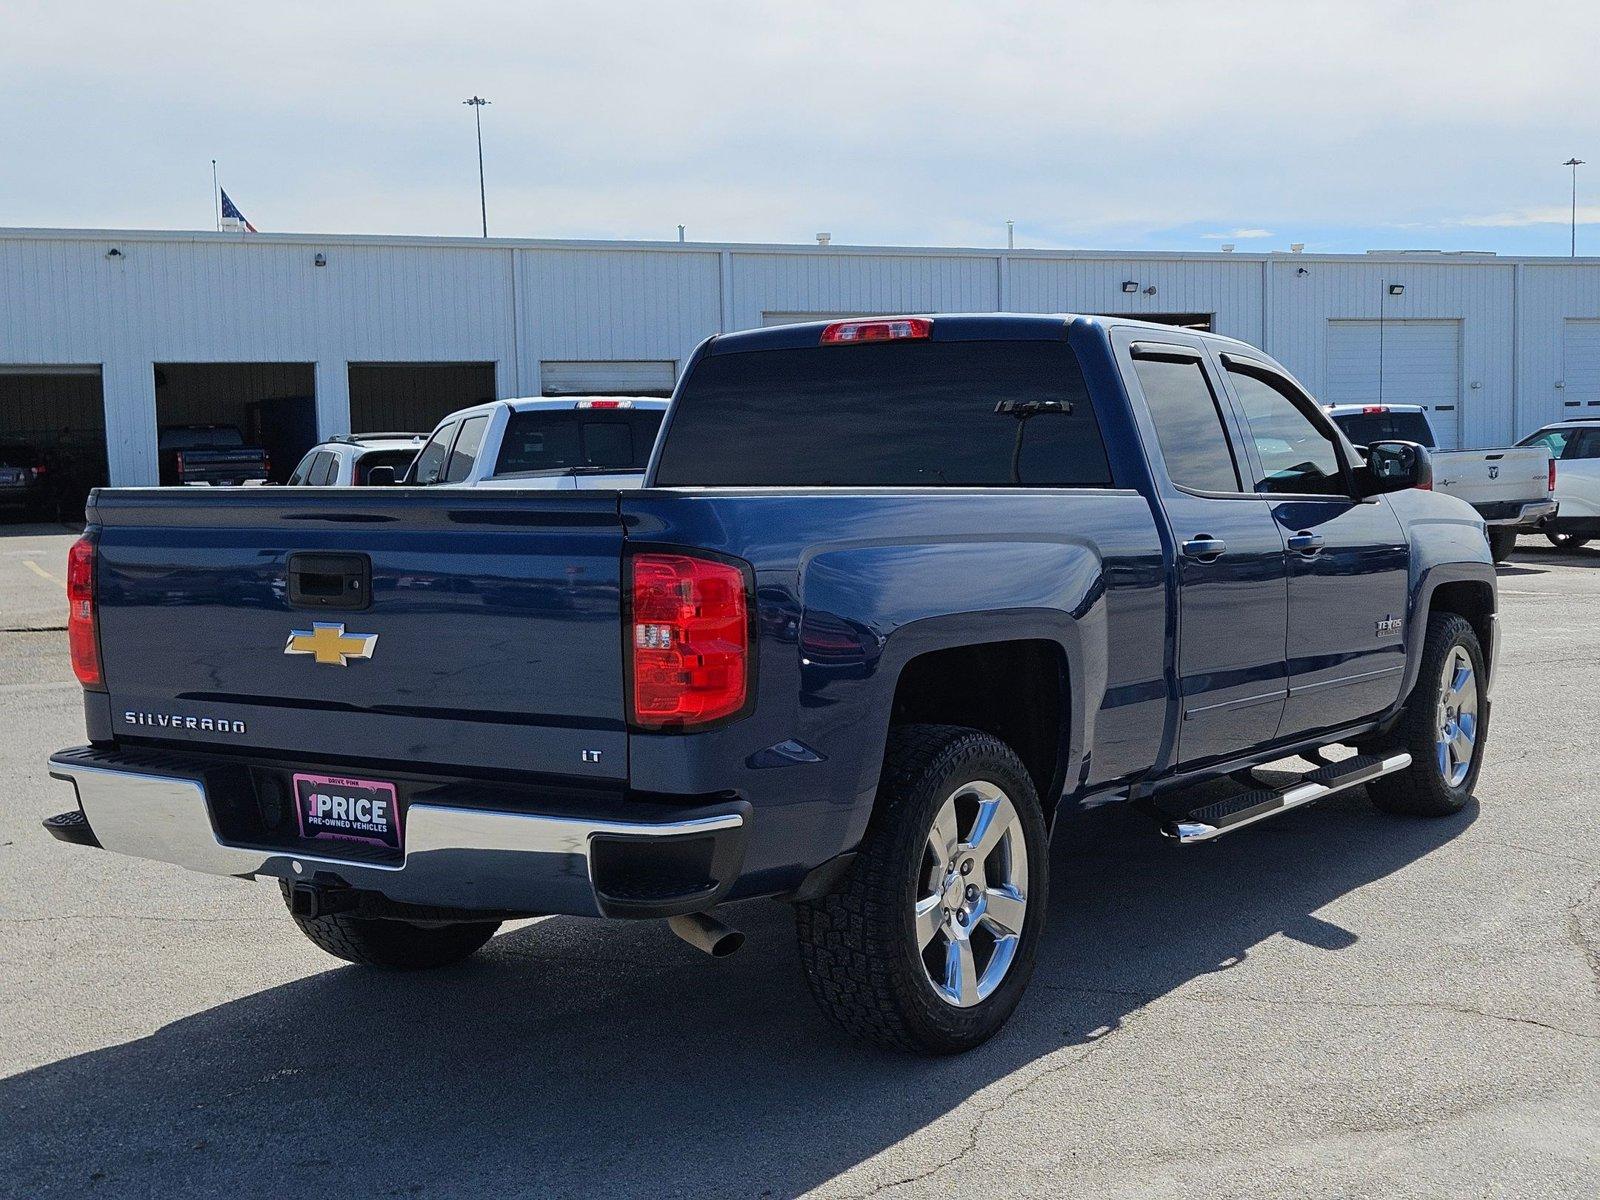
[280,883,500,968]
[794,724,1046,1054]
[1367,611,1485,818]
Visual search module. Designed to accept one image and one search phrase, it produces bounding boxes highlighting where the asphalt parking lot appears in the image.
[1,521,1596,1199]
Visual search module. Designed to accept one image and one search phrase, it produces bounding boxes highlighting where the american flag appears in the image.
[220,189,257,233]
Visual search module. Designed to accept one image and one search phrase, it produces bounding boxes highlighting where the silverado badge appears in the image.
[285,622,378,666]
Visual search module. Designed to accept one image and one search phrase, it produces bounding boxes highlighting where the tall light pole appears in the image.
[1564,158,1584,257]
[464,96,491,238]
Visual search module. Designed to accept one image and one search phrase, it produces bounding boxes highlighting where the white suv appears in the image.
[287,433,427,487]
[1517,419,1600,549]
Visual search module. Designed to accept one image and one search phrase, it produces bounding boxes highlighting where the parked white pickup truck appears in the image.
[400,397,670,490]
[1324,404,1555,561]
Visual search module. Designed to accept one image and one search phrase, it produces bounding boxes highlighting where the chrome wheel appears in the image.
[914,780,1029,1008]
[1435,645,1479,787]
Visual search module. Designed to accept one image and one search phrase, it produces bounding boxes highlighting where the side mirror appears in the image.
[364,466,397,486]
[1362,440,1432,495]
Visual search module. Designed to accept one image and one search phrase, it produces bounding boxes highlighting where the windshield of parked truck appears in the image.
[655,339,1114,488]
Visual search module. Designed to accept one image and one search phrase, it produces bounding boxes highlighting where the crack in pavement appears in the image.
[1565,876,1600,999]
[1031,982,1600,1042]
[838,1016,1139,1199]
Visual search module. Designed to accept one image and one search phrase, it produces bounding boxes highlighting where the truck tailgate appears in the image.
[1433,447,1550,511]
[90,488,627,781]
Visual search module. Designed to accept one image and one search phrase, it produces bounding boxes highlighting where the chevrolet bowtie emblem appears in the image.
[284,622,378,666]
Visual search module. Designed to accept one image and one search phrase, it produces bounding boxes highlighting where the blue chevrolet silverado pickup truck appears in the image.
[46,314,1497,1053]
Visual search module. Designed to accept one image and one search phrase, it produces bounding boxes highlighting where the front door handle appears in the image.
[1286,531,1325,555]
[1182,535,1227,562]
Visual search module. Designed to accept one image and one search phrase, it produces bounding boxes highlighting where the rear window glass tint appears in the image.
[495,410,663,474]
[1130,355,1242,493]
[654,340,1112,488]
[443,415,489,482]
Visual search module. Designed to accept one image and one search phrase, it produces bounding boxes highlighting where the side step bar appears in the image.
[1162,752,1412,843]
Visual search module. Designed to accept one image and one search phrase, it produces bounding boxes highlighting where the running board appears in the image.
[1161,752,1412,843]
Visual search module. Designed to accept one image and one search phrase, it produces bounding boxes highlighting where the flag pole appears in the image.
[212,159,220,232]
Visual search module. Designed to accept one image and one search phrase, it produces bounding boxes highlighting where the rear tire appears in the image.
[1546,531,1591,551]
[1367,612,1487,818]
[794,724,1049,1054]
[280,882,501,968]
[1486,527,1517,563]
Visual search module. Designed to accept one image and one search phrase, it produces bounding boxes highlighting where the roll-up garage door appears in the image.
[1562,319,1600,418]
[540,360,676,397]
[1325,320,1461,449]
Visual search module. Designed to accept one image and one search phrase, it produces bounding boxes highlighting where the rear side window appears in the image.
[1330,410,1436,448]
[1131,354,1242,493]
[411,422,458,485]
[309,451,338,486]
[654,340,1112,487]
[494,410,665,475]
[1520,428,1573,457]
[443,415,490,483]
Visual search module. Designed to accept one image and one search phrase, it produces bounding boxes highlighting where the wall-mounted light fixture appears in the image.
[1295,266,1310,277]
[1121,280,1139,294]
[313,253,327,267]
[105,247,123,259]
[1388,283,1405,296]
[1142,285,1158,296]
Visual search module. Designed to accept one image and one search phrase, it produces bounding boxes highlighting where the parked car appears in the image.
[46,314,1498,1054]
[0,440,48,516]
[1515,417,1600,550]
[287,433,426,487]
[157,424,271,486]
[1323,404,1554,562]
[404,397,669,489]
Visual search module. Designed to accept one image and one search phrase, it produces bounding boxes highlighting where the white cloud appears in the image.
[1453,206,1600,228]
[1203,229,1273,239]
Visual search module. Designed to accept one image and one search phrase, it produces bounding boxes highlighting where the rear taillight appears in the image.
[30,464,47,479]
[1362,405,1389,414]
[820,317,932,344]
[67,534,103,689]
[628,552,751,729]
[1549,458,1557,492]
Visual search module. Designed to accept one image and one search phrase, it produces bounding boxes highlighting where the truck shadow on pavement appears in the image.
[4,791,1474,1199]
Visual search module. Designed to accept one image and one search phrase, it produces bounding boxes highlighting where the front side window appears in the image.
[443,415,490,483]
[1228,368,1346,496]
[654,340,1113,488]
[1131,353,1243,494]
[287,451,316,485]
[411,422,458,484]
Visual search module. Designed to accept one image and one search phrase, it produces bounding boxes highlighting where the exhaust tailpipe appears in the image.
[668,911,744,958]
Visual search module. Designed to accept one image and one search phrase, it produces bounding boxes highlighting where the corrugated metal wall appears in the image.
[3,229,1598,484]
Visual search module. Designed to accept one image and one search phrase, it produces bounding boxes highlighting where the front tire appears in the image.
[794,725,1049,1054]
[1487,527,1517,563]
[1367,612,1487,818]
[280,882,501,968]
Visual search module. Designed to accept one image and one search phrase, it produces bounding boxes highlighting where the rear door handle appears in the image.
[1286,531,1325,555]
[1181,535,1227,561]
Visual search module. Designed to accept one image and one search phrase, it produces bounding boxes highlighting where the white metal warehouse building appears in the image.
[5,225,1600,490]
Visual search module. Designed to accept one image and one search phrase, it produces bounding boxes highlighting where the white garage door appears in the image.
[540,360,676,397]
[1325,320,1461,449]
[1562,319,1600,417]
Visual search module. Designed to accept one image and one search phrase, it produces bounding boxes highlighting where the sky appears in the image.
[4,0,1600,256]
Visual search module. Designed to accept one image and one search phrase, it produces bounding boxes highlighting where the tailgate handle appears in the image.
[287,552,371,611]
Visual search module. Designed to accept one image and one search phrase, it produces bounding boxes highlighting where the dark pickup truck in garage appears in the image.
[156,424,271,486]
[47,314,1498,1053]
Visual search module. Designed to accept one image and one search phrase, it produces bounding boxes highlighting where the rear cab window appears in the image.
[494,409,664,476]
[654,339,1113,488]
[1330,409,1436,448]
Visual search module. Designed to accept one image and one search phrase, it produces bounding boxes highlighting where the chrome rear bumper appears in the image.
[48,750,746,918]
[1485,499,1558,527]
